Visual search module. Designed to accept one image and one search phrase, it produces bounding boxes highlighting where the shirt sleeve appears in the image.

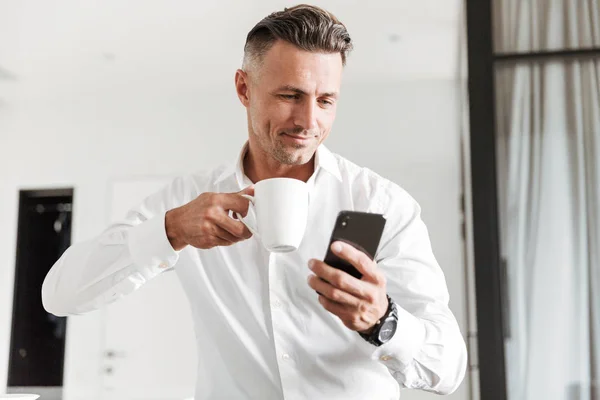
[41,175,195,317]
[366,181,468,395]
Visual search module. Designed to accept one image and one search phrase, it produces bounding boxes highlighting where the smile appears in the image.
[283,133,313,142]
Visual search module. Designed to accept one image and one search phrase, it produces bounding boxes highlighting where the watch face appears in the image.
[378,320,397,342]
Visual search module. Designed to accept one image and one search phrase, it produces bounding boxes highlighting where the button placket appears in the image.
[271,298,283,309]
[267,252,297,396]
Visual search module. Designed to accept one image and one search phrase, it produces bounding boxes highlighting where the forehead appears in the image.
[258,40,343,91]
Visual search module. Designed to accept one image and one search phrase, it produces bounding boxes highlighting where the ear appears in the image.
[235,69,250,107]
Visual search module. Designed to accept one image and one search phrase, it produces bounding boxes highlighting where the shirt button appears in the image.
[281,353,291,361]
[271,299,282,309]
[380,355,393,361]
[159,262,169,269]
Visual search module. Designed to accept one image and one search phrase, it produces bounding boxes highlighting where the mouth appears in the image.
[282,133,314,144]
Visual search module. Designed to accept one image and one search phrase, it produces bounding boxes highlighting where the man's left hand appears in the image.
[307,240,388,334]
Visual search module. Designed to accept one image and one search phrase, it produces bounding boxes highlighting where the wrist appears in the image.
[359,295,398,347]
[360,296,389,334]
[165,208,187,251]
[359,322,378,335]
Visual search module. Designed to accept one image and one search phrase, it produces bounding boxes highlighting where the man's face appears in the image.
[240,40,343,166]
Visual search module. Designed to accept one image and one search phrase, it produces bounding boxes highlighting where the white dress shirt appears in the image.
[42,143,467,400]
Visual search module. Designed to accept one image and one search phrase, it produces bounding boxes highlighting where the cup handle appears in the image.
[236,194,259,237]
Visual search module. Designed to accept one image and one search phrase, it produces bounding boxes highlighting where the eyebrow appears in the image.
[275,85,338,99]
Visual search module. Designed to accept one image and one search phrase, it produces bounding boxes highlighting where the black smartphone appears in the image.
[323,211,387,280]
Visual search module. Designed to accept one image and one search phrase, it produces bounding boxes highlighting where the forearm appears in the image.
[165,207,187,251]
[42,213,179,316]
[372,309,467,394]
[368,184,468,393]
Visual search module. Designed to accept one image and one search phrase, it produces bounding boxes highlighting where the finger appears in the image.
[318,296,374,332]
[309,259,369,300]
[330,241,383,285]
[215,212,252,239]
[218,187,254,216]
[239,185,255,196]
[210,236,234,247]
[307,274,361,307]
[317,295,353,320]
[212,224,242,243]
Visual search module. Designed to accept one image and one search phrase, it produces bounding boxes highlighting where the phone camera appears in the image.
[340,215,350,228]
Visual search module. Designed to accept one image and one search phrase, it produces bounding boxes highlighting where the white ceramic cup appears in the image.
[236,177,309,253]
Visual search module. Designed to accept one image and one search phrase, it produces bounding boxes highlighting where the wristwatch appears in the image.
[359,295,398,346]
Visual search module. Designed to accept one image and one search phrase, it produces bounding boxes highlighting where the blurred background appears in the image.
[0,1,597,400]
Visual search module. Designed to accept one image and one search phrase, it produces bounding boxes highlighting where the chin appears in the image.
[274,143,315,165]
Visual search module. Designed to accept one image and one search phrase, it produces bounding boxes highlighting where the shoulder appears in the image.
[333,153,420,218]
[161,165,228,205]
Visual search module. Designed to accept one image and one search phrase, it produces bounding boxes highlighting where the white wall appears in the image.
[0,1,468,399]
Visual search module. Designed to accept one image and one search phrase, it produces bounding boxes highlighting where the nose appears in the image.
[293,100,319,132]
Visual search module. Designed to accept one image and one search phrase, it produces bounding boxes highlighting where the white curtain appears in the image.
[493,0,600,53]
[494,1,600,400]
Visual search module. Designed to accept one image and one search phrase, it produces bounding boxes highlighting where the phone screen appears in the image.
[323,211,386,279]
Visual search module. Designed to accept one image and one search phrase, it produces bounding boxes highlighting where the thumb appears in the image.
[238,185,255,197]
[226,185,254,219]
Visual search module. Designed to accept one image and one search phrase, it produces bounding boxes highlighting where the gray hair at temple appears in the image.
[242,4,353,72]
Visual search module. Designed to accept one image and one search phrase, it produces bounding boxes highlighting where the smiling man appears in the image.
[42,4,467,399]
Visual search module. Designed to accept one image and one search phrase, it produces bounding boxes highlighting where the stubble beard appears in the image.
[272,137,311,165]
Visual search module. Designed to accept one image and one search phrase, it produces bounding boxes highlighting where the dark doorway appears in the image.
[8,189,73,388]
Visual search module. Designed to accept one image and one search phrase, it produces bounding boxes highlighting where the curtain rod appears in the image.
[494,47,600,63]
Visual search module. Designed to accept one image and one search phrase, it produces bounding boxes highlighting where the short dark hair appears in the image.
[243,4,353,69]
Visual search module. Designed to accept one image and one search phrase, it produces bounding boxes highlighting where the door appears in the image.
[8,190,72,395]
[100,178,197,400]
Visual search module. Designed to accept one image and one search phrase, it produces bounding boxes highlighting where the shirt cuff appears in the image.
[128,212,180,277]
[370,305,426,372]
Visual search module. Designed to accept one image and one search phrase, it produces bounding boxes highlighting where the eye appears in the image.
[319,99,334,106]
[279,94,298,100]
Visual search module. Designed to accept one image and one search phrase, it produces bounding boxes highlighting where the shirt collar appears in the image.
[214,141,342,186]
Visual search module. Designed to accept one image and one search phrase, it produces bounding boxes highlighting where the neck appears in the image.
[243,141,315,184]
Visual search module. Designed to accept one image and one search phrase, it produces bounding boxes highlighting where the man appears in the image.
[42,4,467,399]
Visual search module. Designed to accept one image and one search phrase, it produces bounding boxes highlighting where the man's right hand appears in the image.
[165,186,254,251]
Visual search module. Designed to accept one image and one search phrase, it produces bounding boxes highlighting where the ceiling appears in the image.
[0,0,462,93]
